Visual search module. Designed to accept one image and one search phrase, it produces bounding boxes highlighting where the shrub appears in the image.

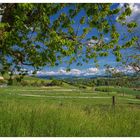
[49,80,63,86]
[134,88,140,91]
[30,81,40,87]
[136,95,140,99]
[79,85,87,89]
[40,80,46,86]
[0,79,7,85]
[20,81,29,86]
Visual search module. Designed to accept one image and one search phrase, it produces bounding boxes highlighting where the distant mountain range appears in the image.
[37,74,110,80]
[36,73,138,80]
[37,75,103,79]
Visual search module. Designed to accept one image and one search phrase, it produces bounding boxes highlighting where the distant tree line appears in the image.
[0,74,139,88]
[63,76,140,88]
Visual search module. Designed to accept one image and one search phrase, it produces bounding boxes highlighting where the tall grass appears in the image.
[0,100,140,136]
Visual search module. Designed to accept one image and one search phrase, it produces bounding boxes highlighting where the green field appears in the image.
[0,83,140,137]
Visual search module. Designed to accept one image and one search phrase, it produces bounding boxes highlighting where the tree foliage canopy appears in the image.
[0,3,138,78]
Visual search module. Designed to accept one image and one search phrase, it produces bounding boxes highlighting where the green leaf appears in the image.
[80,16,86,24]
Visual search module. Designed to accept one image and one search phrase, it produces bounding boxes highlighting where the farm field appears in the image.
[0,84,140,137]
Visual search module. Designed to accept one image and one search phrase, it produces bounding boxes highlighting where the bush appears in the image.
[20,81,29,86]
[40,80,49,86]
[134,88,140,91]
[40,80,45,85]
[79,85,87,89]
[49,80,63,86]
[30,81,40,87]
[0,79,7,85]
[136,95,140,99]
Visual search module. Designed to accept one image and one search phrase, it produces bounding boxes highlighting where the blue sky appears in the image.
[13,3,140,76]
[37,3,140,75]
[38,4,123,74]
[41,4,118,72]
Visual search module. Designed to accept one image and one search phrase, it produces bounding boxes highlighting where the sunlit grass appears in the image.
[0,86,140,136]
[0,100,140,136]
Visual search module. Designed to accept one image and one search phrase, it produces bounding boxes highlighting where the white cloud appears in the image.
[86,39,98,47]
[35,67,107,77]
[83,68,100,76]
[85,68,99,74]
[107,65,135,74]
[36,70,57,76]
[87,68,98,73]
[126,3,140,23]
[13,65,136,77]
[59,68,66,74]
[116,3,140,43]
[25,65,137,77]
[104,37,110,42]
[120,65,135,73]
[86,37,110,48]
[70,69,81,75]
[118,3,140,30]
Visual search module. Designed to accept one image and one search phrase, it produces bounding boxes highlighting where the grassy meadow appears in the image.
[0,81,140,137]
